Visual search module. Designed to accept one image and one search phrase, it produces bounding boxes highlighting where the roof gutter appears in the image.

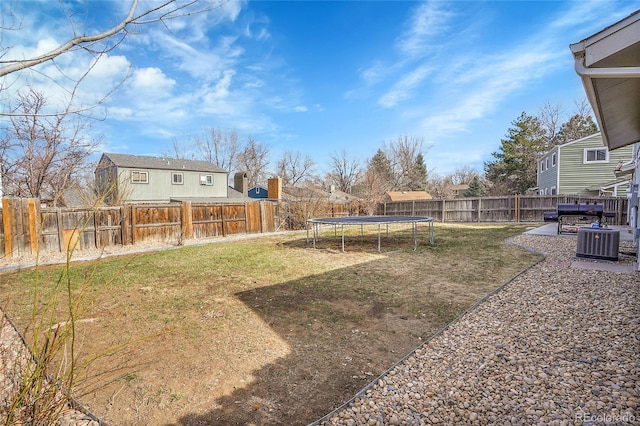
[571,51,640,147]
[573,57,640,78]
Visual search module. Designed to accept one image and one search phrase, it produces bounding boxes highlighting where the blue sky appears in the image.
[2,1,638,179]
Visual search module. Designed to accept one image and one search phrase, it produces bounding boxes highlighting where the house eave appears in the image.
[570,10,640,151]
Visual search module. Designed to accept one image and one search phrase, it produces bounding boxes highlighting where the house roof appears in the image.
[451,184,469,191]
[282,185,359,202]
[100,153,227,174]
[570,11,640,150]
[586,178,631,191]
[385,191,433,201]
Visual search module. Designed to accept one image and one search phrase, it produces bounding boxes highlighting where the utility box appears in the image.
[576,227,620,261]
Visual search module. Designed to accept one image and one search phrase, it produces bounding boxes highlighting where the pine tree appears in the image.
[463,176,485,197]
[408,152,428,191]
[484,112,547,195]
[556,114,599,145]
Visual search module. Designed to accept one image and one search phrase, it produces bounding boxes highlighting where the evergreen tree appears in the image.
[463,176,485,197]
[369,149,394,187]
[408,152,428,190]
[484,112,547,195]
[556,114,599,145]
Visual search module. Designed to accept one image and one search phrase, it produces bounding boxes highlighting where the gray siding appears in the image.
[118,167,228,202]
[537,148,559,194]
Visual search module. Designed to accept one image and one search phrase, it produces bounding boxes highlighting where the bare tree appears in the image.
[0,87,98,205]
[1,0,215,116]
[327,150,362,193]
[1,0,213,78]
[537,102,563,148]
[236,136,269,188]
[196,127,239,172]
[450,165,480,185]
[383,135,428,190]
[275,150,316,187]
[427,174,454,199]
[356,154,392,214]
[163,137,195,160]
[537,99,597,147]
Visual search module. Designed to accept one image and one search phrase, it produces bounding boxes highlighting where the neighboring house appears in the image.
[95,153,229,203]
[536,133,633,196]
[384,191,433,202]
[248,185,269,199]
[451,184,469,198]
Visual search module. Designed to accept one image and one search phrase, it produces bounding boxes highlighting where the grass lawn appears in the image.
[0,223,541,425]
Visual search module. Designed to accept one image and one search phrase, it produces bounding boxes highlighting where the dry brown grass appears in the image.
[0,223,541,425]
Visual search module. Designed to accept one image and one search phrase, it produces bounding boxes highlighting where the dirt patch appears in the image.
[0,224,540,425]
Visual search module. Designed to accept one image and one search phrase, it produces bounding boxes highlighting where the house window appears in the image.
[172,172,184,185]
[551,153,557,167]
[200,174,213,186]
[540,160,545,172]
[131,170,148,184]
[545,157,549,169]
[551,187,557,195]
[584,148,608,163]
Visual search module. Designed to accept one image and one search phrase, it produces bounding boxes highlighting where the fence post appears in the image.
[181,200,193,240]
[121,205,132,245]
[477,198,481,222]
[259,201,265,233]
[441,199,446,223]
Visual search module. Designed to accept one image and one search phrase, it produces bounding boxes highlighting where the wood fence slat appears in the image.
[2,198,12,257]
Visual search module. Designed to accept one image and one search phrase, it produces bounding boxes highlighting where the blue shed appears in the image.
[248,185,269,199]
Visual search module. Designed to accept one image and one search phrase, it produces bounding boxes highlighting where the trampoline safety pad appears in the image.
[306,215,434,253]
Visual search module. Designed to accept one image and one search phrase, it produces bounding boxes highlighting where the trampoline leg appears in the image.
[313,223,317,249]
[413,222,417,251]
[429,222,434,245]
[341,225,345,253]
[378,224,381,253]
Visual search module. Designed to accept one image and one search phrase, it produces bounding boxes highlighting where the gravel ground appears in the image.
[317,234,639,426]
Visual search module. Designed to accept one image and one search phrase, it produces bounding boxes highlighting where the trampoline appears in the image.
[306,215,434,253]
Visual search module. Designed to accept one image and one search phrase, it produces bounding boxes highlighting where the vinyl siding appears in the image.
[118,167,228,202]
[557,133,633,195]
[537,148,559,194]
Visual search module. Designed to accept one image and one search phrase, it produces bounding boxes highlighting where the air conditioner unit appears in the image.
[576,227,619,261]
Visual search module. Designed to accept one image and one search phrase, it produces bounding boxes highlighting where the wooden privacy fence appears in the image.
[377,195,629,225]
[1,198,278,257]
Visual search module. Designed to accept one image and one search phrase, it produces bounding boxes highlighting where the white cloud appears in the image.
[211,69,235,99]
[416,2,588,138]
[107,106,134,120]
[378,65,433,108]
[130,67,176,98]
[396,1,455,58]
[293,106,307,112]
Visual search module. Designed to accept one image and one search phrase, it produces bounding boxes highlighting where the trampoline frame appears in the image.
[306,215,434,253]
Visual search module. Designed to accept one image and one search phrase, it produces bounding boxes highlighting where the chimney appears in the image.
[234,171,248,196]
[268,176,282,200]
